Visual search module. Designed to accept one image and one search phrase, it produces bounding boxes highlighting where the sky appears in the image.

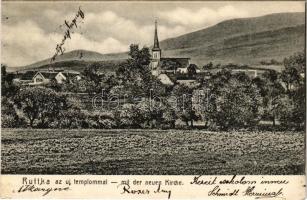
[1,1,305,67]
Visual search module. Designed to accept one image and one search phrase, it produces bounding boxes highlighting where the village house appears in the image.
[13,71,37,85]
[61,70,82,82]
[202,66,270,79]
[33,71,62,84]
[14,70,81,85]
[158,57,191,74]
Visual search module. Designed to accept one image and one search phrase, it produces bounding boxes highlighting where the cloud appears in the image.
[2,20,59,66]
[158,5,249,28]
[82,11,152,46]
[158,24,186,40]
[3,2,303,67]
[1,7,248,67]
[64,34,128,53]
[82,10,188,46]
[2,19,128,67]
[43,9,61,21]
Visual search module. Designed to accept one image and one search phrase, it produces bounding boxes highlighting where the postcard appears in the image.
[0,1,305,199]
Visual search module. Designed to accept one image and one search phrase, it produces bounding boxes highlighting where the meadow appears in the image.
[1,129,305,175]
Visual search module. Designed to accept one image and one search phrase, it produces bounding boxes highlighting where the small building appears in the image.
[61,71,82,83]
[159,57,191,74]
[32,72,59,84]
[201,66,270,79]
[13,71,38,85]
[14,70,81,85]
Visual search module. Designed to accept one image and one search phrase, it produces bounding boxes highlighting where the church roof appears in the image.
[159,57,190,69]
[152,20,160,51]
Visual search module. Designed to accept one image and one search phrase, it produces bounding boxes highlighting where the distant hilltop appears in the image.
[8,12,305,73]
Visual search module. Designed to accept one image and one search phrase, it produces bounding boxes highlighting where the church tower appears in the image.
[151,20,161,75]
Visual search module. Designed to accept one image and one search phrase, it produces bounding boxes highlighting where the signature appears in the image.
[118,182,172,199]
[50,6,85,62]
[255,197,286,200]
[17,184,70,196]
[244,186,284,199]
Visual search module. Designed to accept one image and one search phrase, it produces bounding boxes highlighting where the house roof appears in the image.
[204,65,273,72]
[164,72,197,83]
[62,72,81,79]
[19,70,81,82]
[39,72,59,79]
[62,70,80,74]
[159,57,190,69]
[202,66,272,75]
[157,73,174,85]
[20,71,38,80]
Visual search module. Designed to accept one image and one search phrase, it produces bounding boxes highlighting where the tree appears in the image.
[283,52,305,73]
[129,44,151,66]
[117,44,151,79]
[46,79,63,92]
[14,87,67,127]
[137,100,164,128]
[116,44,156,97]
[82,62,104,94]
[1,64,7,77]
[104,75,119,93]
[114,103,143,128]
[57,109,86,128]
[203,62,214,70]
[203,71,263,130]
[259,70,285,126]
[281,52,305,93]
[187,64,197,77]
[260,59,281,65]
[1,96,26,128]
[284,85,305,129]
[162,106,177,129]
[172,85,200,128]
[280,67,300,92]
[278,94,304,130]
[279,52,305,129]
[55,97,85,128]
[1,64,19,97]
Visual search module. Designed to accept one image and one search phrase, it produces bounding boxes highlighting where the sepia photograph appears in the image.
[1,1,305,176]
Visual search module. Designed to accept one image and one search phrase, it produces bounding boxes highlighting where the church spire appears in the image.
[153,20,160,50]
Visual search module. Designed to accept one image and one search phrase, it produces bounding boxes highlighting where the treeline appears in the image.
[1,45,305,130]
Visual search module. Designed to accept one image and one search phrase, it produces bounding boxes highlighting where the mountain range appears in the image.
[9,12,305,72]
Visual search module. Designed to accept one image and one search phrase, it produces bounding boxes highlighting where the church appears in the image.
[150,21,191,79]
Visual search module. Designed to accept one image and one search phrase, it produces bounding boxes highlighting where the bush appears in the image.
[1,97,27,128]
[97,119,116,129]
[1,113,27,128]
[55,109,86,129]
[1,114,16,128]
[79,111,116,129]
[113,104,143,128]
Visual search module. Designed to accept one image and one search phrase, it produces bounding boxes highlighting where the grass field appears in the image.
[1,129,305,175]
